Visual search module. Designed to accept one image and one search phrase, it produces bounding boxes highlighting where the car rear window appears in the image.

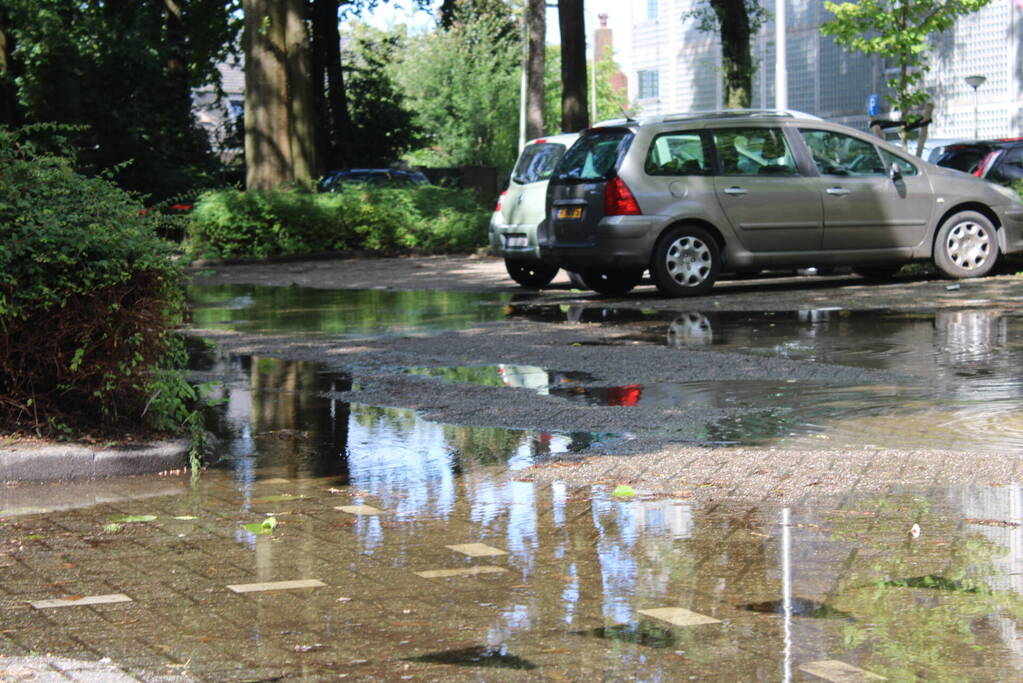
[933,144,992,173]
[511,142,568,185]
[551,129,634,182]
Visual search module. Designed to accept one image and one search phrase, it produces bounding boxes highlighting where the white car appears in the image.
[489,133,580,287]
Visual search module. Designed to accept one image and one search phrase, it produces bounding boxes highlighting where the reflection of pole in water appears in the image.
[782,507,792,682]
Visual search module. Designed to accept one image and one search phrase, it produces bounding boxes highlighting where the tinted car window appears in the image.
[989,146,1023,183]
[799,129,885,176]
[511,143,568,185]
[645,132,710,175]
[552,129,634,181]
[879,148,919,176]
[712,128,798,176]
[933,144,991,173]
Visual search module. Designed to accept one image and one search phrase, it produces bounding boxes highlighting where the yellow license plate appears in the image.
[557,206,583,220]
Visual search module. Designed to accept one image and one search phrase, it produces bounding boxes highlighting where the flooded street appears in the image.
[5,261,1023,680]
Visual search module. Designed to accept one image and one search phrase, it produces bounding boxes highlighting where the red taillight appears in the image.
[533,138,547,144]
[495,191,507,212]
[604,177,642,216]
[974,151,999,177]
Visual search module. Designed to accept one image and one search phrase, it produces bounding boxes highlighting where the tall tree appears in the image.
[242,0,318,189]
[0,0,237,199]
[821,0,992,149]
[558,0,587,131]
[684,0,768,108]
[394,4,520,170]
[525,0,545,139]
[311,0,353,171]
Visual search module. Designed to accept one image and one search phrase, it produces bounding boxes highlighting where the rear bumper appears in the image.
[538,215,661,270]
[489,216,542,259]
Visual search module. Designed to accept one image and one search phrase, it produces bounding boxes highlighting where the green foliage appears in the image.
[0,127,190,437]
[392,5,521,171]
[341,23,423,167]
[2,0,238,200]
[822,0,993,142]
[186,184,489,260]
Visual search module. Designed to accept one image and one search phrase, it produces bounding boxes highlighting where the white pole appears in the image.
[774,0,787,110]
[518,17,528,151]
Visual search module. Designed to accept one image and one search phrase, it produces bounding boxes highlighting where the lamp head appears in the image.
[965,75,987,90]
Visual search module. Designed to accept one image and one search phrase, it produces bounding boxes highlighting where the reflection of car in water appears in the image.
[667,312,714,346]
[490,133,580,288]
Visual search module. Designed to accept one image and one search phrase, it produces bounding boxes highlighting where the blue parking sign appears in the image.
[867,94,879,117]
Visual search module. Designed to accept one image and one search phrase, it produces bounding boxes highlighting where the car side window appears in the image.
[878,148,919,177]
[990,146,1023,182]
[799,129,886,176]
[645,132,710,176]
[711,128,798,176]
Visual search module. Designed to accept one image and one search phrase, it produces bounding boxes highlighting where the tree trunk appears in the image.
[525,0,545,139]
[284,0,318,180]
[311,0,353,171]
[0,7,20,127]
[710,0,752,109]
[243,0,317,189]
[558,0,588,132]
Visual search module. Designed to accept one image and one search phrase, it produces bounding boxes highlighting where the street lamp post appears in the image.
[965,74,986,140]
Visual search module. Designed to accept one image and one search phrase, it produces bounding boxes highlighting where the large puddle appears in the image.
[3,349,1023,679]
[6,287,1023,677]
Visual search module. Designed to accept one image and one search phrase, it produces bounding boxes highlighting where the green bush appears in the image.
[185,184,489,260]
[0,127,191,437]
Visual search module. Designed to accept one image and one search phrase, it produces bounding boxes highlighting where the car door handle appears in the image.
[723,187,748,196]
[826,187,851,197]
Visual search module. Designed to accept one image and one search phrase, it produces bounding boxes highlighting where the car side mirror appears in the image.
[889,162,903,182]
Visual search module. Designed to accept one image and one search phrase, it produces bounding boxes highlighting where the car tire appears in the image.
[579,268,644,296]
[933,210,999,278]
[505,259,559,288]
[650,225,721,297]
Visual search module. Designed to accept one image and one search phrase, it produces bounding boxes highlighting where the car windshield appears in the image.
[512,143,568,184]
[933,144,992,173]
[551,129,634,182]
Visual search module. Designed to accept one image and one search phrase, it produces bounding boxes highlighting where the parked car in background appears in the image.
[540,110,1023,297]
[932,138,1023,185]
[489,133,580,287]
[320,168,430,191]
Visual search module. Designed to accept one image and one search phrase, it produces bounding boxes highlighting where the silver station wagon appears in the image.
[539,110,1023,296]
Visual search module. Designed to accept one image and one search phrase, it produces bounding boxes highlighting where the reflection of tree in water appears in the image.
[825,494,1023,679]
[247,356,351,479]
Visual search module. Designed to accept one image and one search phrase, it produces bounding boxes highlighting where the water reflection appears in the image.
[9,369,1023,678]
[186,284,513,337]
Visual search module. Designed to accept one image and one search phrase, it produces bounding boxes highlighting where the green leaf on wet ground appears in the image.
[241,516,278,535]
[110,514,157,523]
[612,485,636,498]
[104,523,123,533]
[252,494,307,504]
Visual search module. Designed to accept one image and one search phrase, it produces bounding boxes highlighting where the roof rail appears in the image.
[659,109,822,123]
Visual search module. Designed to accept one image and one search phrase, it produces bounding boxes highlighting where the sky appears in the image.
[358,0,635,76]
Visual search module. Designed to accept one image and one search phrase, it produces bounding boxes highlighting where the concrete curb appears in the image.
[0,439,191,482]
